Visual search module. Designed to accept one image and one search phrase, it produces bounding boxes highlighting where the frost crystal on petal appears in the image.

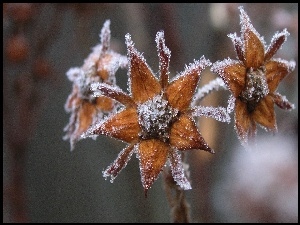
[169,150,192,190]
[99,19,111,53]
[192,77,226,106]
[191,106,231,123]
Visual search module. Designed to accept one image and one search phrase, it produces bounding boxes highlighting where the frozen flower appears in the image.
[83,31,230,195]
[63,20,128,151]
[211,6,296,146]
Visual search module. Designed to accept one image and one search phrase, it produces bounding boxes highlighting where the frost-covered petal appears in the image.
[239,6,265,68]
[271,92,295,110]
[252,95,277,132]
[138,139,169,194]
[265,29,290,62]
[156,30,170,89]
[170,114,214,153]
[103,144,135,183]
[91,82,136,107]
[77,101,97,136]
[166,56,211,111]
[64,85,81,112]
[234,98,256,145]
[228,32,244,61]
[211,59,246,98]
[265,59,296,93]
[85,108,140,143]
[125,33,161,104]
[99,19,111,53]
[169,150,191,190]
[95,96,114,112]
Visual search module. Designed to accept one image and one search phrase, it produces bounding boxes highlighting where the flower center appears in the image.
[137,94,179,142]
[239,66,269,113]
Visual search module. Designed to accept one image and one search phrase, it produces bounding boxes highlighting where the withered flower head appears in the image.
[211,6,296,145]
[63,20,127,151]
[83,31,230,195]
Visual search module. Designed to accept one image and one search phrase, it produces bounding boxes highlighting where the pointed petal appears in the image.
[91,82,136,107]
[169,150,191,190]
[99,19,111,53]
[271,92,295,110]
[156,31,170,90]
[252,95,277,132]
[103,144,135,182]
[64,85,81,112]
[239,6,265,68]
[138,139,169,192]
[170,114,214,153]
[265,59,296,93]
[125,33,161,104]
[211,59,246,98]
[234,98,256,145]
[265,29,290,62]
[77,101,97,136]
[86,108,140,143]
[228,33,244,61]
[166,56,211,111]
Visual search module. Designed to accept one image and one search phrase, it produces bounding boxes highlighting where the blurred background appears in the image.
[3,3,298,223]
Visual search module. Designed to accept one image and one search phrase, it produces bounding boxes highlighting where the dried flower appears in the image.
[211,6,296,146]
[83,31,230,195]
[63,20,127,150]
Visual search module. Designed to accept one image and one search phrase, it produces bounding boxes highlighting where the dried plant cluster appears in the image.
[63,6,296,195]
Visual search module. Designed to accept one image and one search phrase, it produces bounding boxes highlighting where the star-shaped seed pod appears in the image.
[211,6,296,146]
[83,31,230,195]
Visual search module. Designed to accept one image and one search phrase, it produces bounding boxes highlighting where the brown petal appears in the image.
[126,34,161,104]
[264,30,288,62]
[240,7,265,68]
[90,107,140,143]
[170,114,214,153]
[94,83,136,108]
[138,139,169,194]
[271,92,295,110]
[103,144,135,181]
[211,59,246,98]
[252,95,277,132]
[64,85,81,111]
[156,31,170,90]
[234,98,256,144]
[76,101,97,136]
[265,60,294,93]
[166,64,202,111]
[95,96,114,112]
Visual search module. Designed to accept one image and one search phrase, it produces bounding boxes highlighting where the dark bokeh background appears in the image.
[3,3,298,223]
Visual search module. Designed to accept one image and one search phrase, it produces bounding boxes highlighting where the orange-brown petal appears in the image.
[234,98,256,144]
[240,7,265,68]
[252,95,277,132]
[265,60,294,93]
[166,68,200,111]
[126,34,161,103]
[138,139,169,194]
[211,60,246,98]
[156,31,170,90]
[96,96,114,111]
[76,101,97,136]
[90,107,140,143]
[169,114,213,153]
[244,29,265,68]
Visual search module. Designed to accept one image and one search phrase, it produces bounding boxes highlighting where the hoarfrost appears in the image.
[227,95,235,114]
[169,150,191,190]
[192,77,227,106]
[192,106,231,123]
[265,29,289,60]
